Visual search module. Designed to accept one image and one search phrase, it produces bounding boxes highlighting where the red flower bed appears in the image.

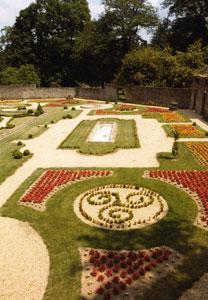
[20,169,112,209]
[145,107,169,113]
[146,170,208,228]
[82,247,179,299]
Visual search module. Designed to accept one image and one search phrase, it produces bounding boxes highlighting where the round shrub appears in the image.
[23,149,30,156]
[67,114,72,119]
[64,105,68,110]
[28,134,33,139]
[12,150,23,159]
[17,141,23,146]
[63,116,66,119]
[51,120,54,124]
[44,124,48,128]
[27,109,33,114]
[71,107,76,111]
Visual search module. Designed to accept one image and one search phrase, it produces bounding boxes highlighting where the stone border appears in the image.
[143,171,208,231]
[87,121,118,143]
[74,184,168,231]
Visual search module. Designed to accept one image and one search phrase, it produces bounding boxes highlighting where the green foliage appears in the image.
[35,103,44,116]
[0,64,40,85]
[12,150,23,159]
[155,0,208,51]
[117,42,206,87]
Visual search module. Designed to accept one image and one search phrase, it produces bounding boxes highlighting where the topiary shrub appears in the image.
[51,120,54,124]
[35,103,44,116]
[28,109,33,115]
[23,149,30,156]
[71,107,76,111]
[28,134,33,139]
[44,124,48,128]
[64,105,68,110]
[67,114,72,119]
[12,150,23,159]
[17,141,23,146]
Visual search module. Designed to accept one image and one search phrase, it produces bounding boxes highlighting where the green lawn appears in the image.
[1,167,208,300]
[0,142,32,184]
[60,118,140,155]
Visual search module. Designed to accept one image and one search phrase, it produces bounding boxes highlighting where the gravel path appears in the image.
[0,116,12,128]
[179,273,208,300]
[0,217,49,300]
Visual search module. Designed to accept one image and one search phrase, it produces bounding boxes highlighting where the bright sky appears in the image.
[0,0,164,31]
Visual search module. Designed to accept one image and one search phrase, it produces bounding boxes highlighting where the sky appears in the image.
[0,0,164,31]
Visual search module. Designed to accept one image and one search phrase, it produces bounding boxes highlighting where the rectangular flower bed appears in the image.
[186,142,208,166]
[163,124,207,138]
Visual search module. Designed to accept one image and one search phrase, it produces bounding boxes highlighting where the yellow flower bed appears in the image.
[186,142,208,166]
[171,124,206,138]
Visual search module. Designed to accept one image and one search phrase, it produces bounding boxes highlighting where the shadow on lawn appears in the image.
[69,219,208,300]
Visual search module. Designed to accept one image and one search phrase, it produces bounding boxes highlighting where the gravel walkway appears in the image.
[0,217,49,300]
[179,273,208,300]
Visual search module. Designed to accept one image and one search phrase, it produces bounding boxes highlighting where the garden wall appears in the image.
[124,86,191,109]
[76,84,118,101]
[0,84,117,101]
[0,85,76,99]
[191,77,208,120]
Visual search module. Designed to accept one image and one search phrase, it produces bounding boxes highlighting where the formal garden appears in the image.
[1,0,208,299]
[0,96,208,300]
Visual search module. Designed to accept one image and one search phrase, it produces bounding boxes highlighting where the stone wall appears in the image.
[76,84,118,101]
[124,86,191,109]
[191,77,208,120]
[0,84,117,101]
[0,85,76,100]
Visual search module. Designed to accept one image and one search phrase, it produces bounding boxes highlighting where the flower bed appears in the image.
[145,107,169,113]
[186,142,208,166]
[167,124,206,138]
[20,170,112,211]
[144,170,208,230]
[74,185,168,230]
[80,247,182,299]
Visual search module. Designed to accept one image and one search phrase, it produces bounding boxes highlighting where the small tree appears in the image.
[35,103,44,116]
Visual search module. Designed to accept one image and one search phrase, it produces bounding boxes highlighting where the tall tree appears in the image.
[161,0,208,50]
[102,0,158,55]
[4,0,90,86]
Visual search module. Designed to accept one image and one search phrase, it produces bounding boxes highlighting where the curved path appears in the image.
[0,217,49,300]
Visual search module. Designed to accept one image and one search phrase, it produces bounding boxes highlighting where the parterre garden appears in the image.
[1,99,208,300]
[59,118,139,155]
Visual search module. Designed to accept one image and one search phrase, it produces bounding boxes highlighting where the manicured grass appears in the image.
[1,168,208,300]
[157,143,205,170]
[0,142,32,184]
[0,108,81,183]
[88,104,146,115]
[163,124,207,138]
[60,118,140,155]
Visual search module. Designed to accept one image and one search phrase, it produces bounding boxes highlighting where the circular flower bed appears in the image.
[74,185,168,230]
